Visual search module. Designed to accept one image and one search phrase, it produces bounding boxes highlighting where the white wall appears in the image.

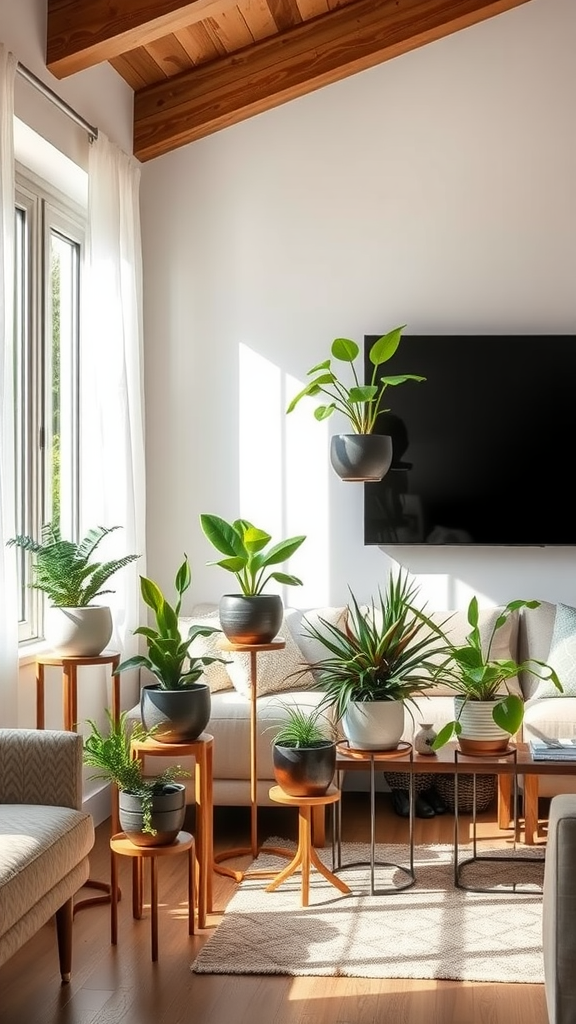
[140,0,576,615]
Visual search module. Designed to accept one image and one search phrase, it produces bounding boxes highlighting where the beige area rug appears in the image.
[192,841,545,983]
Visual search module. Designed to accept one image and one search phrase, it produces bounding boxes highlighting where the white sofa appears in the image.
[128,599,576,822]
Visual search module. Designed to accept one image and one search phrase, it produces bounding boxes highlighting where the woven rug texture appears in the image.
[192,840,545,982]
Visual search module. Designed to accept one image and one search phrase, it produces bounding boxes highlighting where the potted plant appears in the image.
[83,710,190,846]
[270,703,337,797]
[419,597,563,753]
[114,554,228,743]
[199,514,306,644]
[286,325,425,482]
[7,522,138,656]
[306,571,447,750]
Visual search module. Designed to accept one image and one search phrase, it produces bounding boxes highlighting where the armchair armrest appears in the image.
[0,729,83,810]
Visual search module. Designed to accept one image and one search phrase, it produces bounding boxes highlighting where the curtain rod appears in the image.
[16,62,99,142]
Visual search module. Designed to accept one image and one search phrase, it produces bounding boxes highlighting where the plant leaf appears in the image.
[331,337,359,362]
[368,326,406,366]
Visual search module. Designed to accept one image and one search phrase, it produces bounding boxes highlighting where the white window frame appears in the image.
[14,165,85,646]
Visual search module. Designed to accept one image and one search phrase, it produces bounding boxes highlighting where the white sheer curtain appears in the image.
[0,44,18,726]
[81,133,146,665]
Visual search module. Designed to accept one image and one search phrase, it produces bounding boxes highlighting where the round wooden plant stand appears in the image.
[266,785,350,906]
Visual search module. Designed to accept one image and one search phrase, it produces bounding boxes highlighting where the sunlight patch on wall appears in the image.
[238,344,331,606]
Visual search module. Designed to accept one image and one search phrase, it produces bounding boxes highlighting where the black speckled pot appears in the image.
[219,594,283,645]
[273,741,336,797]
[140,682,211,743]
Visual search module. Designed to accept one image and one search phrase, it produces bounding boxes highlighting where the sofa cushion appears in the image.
[180,606,234,693]
[225,614,317,697]
[518,600,557,699]
[208,689,332,780]
[284,606,348,677]
[532,603,576,698]
[0,804,94,940]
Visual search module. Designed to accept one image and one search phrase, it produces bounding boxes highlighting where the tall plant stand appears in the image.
[214,639,292,882]
[35,650,121,912]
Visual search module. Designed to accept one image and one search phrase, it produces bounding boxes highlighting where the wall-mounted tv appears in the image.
[364,334,576,547]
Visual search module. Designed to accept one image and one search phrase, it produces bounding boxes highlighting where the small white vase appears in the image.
[342,700,405,751]
[44,605,113,657]
[414,722,437,755]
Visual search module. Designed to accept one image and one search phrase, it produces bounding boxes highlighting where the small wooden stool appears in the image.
[266,786,350,906]
[110,831,195,961]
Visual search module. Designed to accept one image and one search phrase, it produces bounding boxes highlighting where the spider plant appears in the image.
[305,571,448,722]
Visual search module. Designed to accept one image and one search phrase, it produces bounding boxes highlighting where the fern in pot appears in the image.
[83,710,190,846]
[114,555,229,743]
[7,522,138,656]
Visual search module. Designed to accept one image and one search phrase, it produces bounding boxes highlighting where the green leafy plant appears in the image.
[82,710,189,835]
[415,597,564,749]
[114,554,229,690]
[199,514,306,596]
[271,703,335,748]
[286,325,425,434]
[6,522,138,607]
[304,572,448,722]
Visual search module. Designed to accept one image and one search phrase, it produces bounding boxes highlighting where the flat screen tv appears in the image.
[363,334,576,546]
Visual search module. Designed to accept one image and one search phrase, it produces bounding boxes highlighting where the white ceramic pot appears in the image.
[454,697,511,754]
[44,605,113,657]
[342,699,405,751]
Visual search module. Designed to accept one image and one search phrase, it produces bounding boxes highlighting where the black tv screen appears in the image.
[363,334,576,546]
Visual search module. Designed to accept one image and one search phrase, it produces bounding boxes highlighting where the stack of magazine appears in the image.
[530,738,576,760]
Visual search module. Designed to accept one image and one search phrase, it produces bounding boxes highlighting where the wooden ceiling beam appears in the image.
[46,0,234,78]
[133,0,532,161]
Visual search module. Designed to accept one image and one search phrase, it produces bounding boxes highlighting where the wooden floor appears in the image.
[0,792,550,1024]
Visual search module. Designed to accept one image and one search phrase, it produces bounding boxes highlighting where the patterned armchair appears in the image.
[0,729,95,983]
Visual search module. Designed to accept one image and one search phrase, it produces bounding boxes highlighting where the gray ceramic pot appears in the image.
[330,433,393,482]
[119,783,186,847]
[219,593,283,645]
[140,682,211,743]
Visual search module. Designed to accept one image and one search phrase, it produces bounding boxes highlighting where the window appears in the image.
[14,167,85,644]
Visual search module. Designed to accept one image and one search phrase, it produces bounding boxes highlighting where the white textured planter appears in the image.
[455,697,511,754]
[44,605,113,657]
[342,700,405,751]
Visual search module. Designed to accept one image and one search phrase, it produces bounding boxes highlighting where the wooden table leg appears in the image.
[195,741,213,926]
[498,774,512,829]
[523,774,539,844]
[111,850,119,945]
[188,844,195,936]
[36,663,45,729]
[150,856,158,962]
